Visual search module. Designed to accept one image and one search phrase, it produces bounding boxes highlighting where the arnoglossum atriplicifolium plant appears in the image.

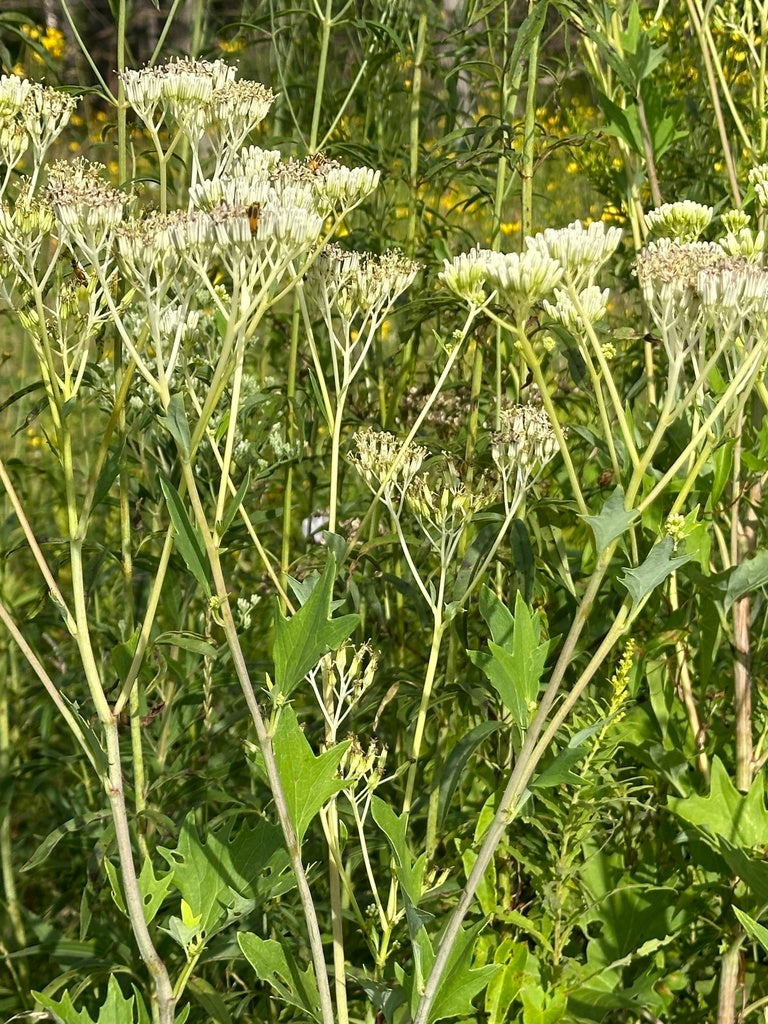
[4,5,768,1024]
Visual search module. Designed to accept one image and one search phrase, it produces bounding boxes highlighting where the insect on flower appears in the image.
[246,202,261,237]
[71,256,88,286]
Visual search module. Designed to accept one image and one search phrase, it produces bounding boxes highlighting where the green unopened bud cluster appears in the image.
[440,219,621,314]
[645,201,713,243]
[542,285,609,333]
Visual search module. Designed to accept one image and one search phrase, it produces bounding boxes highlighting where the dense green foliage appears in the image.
[2,3,768,1024]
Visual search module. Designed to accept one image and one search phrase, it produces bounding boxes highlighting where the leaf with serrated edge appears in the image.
[273,555,359,699]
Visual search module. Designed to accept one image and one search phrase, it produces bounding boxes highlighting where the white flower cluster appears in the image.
[440,219,620,310]
[0,75,76,179]
[645,201,713,243]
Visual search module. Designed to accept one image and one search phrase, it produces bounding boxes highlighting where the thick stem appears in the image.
[180,462,335,1024]
[716,933,743,1024]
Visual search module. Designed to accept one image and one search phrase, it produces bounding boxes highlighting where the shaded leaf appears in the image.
[158,475,212,598]
[238,933,321,1021]
[724,549,768,612]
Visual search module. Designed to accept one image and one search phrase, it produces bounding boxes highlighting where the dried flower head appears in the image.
[405,459,496,535]
[46,158,127,257]
[492,402,558,474]
[349,427,427,504]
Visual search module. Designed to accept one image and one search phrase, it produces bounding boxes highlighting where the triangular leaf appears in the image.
[669,756,768,850]
[159,814,290,935]
[272,706,350,842]
[468,592,549,727]
[34,975,144,1024]
[620,536,694,604]
[582,487,637,553]
[238,933,322,1021]
[371,796,427,909]
[273,556,359,699]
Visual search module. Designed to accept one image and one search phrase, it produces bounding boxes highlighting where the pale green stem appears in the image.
[637,340,767,512]
[214,328,247,531]
[179,460,335,1024]
[281,296,302,605]
[0,644,27,955]
[402,611,446,820]
[310,0,335,151]
[497,319,588,516]
[636,89,662,207]
[520,26,540,237]
[685,0,743,203]
[413,549,625,1024]
[61,414,175,1022]
[328,382,349,535]
[406,14,427,254]
[322,663,347,1024]
[0,600,98,770]
[571,288,640,470]
[717,931,744,1024]
[0,456,75,631]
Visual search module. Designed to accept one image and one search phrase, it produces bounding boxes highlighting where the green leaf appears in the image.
[468,592,549,728]
[620,536,694,604]
[371,796,427,909]
[137,857,173,924]
[34,975,144,1024]
[520,984,567,1024]
[723,549,768,612]
[485,939,529,1024]
[478,586,514,645]
[152,630,218,658]
[160,391,191,456]
[437,721,503,827]
[238,933,322,1021]
[272,705,350,842]
[531,718,613,789]
[158,474,212,598]
[186,977,234,1024]
[216,467,250,540]
[159,814,290,935]
[581,487,637,553]
[22,811,107,872]
[272,555,359,699]
[734,906,768,954]
[401,920,500,1023]
[669,756,768,849]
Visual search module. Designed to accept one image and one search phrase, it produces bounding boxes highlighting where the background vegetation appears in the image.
[2,2,768,1023]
